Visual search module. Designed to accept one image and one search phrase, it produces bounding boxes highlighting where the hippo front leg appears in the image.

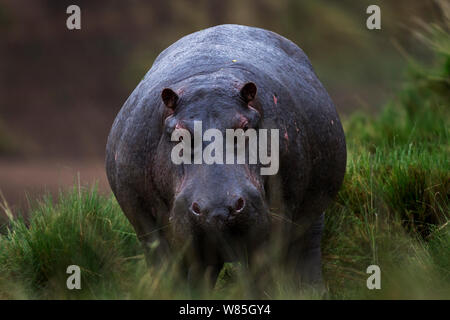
[187,262,224,294]
[286,213,325,292]
[113,188,171,267]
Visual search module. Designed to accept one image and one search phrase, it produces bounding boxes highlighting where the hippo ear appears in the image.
[161,88,179,109]
[240,82,257,103]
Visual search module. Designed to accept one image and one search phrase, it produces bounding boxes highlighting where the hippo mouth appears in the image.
[168,160,271,261]
[169,205,271,261]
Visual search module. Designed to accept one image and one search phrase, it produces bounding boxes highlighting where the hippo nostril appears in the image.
[235,197,245,212]
[191,202,202,215]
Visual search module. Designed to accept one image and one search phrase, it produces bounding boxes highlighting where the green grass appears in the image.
[0,23,449,300]
[321,23,449,299]
[321,22,449,299]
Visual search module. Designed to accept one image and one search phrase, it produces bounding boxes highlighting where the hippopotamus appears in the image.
[105,24,346,291]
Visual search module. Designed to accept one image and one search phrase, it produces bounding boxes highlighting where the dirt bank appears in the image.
[0,159,110,216]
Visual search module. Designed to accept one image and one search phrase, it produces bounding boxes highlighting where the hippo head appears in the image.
[154,77,275,260]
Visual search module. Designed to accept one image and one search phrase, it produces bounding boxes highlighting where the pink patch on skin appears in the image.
[175,174,187,195]
[244,165,262,191]
[233,81,241,90]
[175,122,186,130]
[248,104,259,113]
[273,95,278,105]
[284,128,289,152]
[114,152,118,161]
[238,114,248,128]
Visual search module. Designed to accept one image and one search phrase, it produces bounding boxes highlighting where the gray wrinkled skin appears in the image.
[106,24,346,290]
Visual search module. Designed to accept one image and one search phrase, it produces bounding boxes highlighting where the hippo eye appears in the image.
[241,121,249,131]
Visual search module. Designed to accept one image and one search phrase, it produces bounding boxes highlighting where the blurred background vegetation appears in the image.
[0,0,446,159]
